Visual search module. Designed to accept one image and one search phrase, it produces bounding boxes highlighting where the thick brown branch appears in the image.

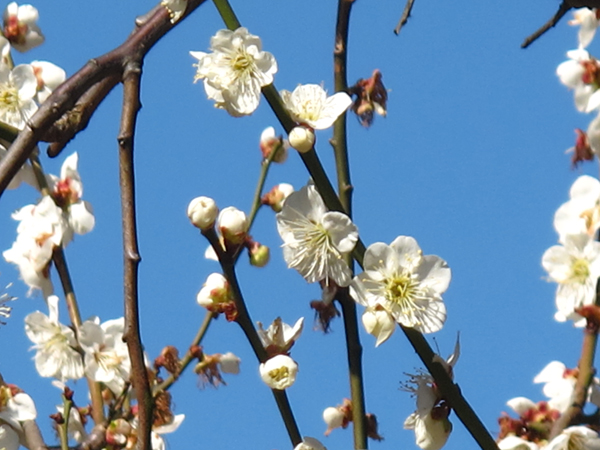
[0,0,207,196]
[118,60,152,450]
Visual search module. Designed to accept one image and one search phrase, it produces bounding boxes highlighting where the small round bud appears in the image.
[196,273,231,307]
[288,126,315,153]
[187,196,218,230]
[322,406,344,430]
[217,206,248,244]
[249,243,270,267]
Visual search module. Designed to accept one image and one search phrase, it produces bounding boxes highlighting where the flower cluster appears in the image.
[542,175,600,327]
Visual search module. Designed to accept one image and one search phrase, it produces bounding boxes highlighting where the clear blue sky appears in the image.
[0,1,594,449]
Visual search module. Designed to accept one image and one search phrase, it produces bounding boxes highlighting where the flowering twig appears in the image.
[394,0,416,35]
[0,0,208,197]
[118,60,152,450]
[154,311,216,393]
[202,225,302,446]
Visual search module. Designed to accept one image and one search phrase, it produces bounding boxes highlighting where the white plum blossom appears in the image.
[294,437,327,450]
[191,27,277,116]
[2,2,43,52]
[545,426,600,450]
[361,306,396,346]
[24,295,85,381]
[217,352,241,374]
[0,64,38,129]
[497,435,540,450]
[0,143,35,190]
[79,317,131,394]
[280,84,353,130]
[160,0,187,23]
[259,354,298,390]
[276,184,358,287]
[151,414,184,450]
[47,152,95,244]
[187,196,218,230]
[557,49,600,113]
[554,175,600,239]
[542,233,600,326]
[569,8,600,49]
[196,273,231,308]
[257,316,303,354]
[30,60,66,104]
[216,206,248,244]
[3,195,66,297]
[351,236,450,334]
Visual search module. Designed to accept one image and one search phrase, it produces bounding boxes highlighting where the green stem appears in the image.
[59,394,72,450]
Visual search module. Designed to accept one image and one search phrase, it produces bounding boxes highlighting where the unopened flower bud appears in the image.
[196,273,231,307]
[294,437,327,450]
[261,183,294,212]
[187,196,218,230]
[323,407,345,433]
[288,126,315,153]
[260,126,288,163]
[249,243,270,267]
[259,354,298,390]
[362,307,395,347]
[218,352,241,374]
[217,206,248,244]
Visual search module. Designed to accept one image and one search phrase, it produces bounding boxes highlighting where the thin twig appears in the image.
[118,59,152,450]
[394,0,416,35]
[521,1,571,49]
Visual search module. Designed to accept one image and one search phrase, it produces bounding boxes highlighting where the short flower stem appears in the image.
[59,394,73,450]
[154,311,216,394]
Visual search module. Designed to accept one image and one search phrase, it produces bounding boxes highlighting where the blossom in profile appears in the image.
[47,152,95,245]
[569,8,600,49]
[280,84,352,130]
[30,60,66,104]
[257,316,303,356]
[191,27,277,116]
[276,184,358,287]
[160,0,187,23]
[259,354,298,390]
[351,236,450,334]
[24,295,85,381]
[2,2,43,52]
[0,64,38,129]
[557,49,600,113]
[542,233,600,327]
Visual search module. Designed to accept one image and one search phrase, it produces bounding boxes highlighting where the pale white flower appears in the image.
[160,0,187,23]
[24,295,84,380]
[288,126,315,153]
[0,64,38,129]
[557,49,600,112]
[542,233,600,326]
[554,175,600,239]
[276,184,358,287]
[0,386,36,429]
[497,436,539,450]
[187,196,218,230]
[217,352,241,374]
[47,152,95,244]
[30,61,66,104]
[351,236,450,333]
[151,414,184,450]
[216,206,248,244]
[569,8,600,49]
[259,354,298,390]
[280,84,353,129]
[545,426,600,450]
[2,2,43,52]
[0,142,35,190]
[322,406,345,435]
[196,273,232,308]
[191,27,277,116]
[361,306,396,346]
[79,317,130,394]
[257,317,303,354]
[404,410,452,450]
[294,437,327,450]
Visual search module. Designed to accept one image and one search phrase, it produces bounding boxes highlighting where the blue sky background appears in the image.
[0,1,596,449]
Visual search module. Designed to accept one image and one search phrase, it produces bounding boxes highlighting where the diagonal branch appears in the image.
[0,0,208,196]
[521,1,571,49]
[394,0,416,35]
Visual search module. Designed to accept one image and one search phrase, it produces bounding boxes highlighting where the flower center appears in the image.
[299,99,322,122]
[0,83,20,112]
[384,273,419,306]
[570,258,590,283]
[268,366,290,383]
[231,51,254,79]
